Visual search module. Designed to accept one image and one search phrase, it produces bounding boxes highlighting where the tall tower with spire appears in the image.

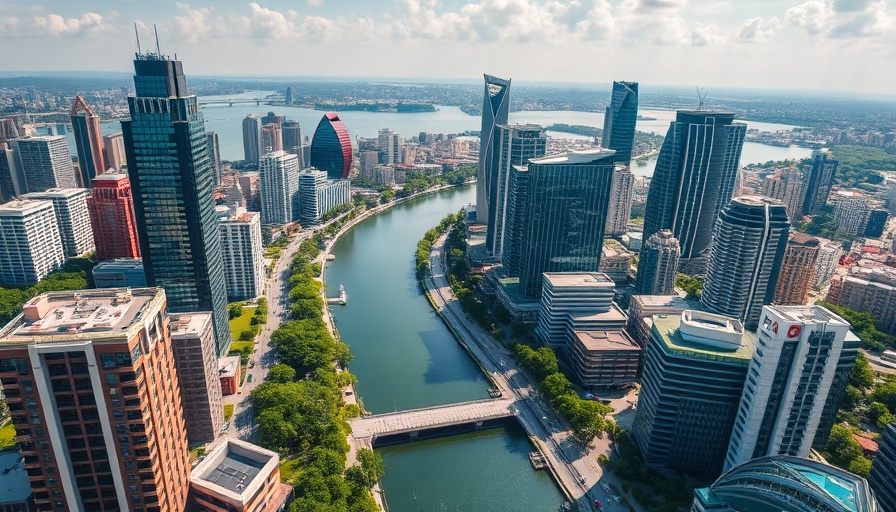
[70,95,106,186]
[476,74,511,225]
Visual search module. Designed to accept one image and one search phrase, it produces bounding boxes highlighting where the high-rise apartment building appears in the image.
[0,142,26,202]
[633,310,755,475]
[11,136,79,192]
[604,165,634,237]
[641,111,746,274]
[169,313,224,445]
[238,173,261,213]
[260,123,282,155]
[70,96,106,186]
[377,129,403,165]
[102,133,127,172]
[260,111,285,128]
[801,150,838,216]
[833,190,871,235]
[0,200,64,287]
[869,422,896,512]
[724,305,852,470]
[865,209,889,238]
[206,132,222,185]
[122,50,232,356]
[827,261,896,335]
[297,169,350,227]
[813,237,843,291]
[634,230,680,295]
[309,113,352,179]
[535,272,617,349]
[762,168,804,221]
[259,151,299,225]
[601,81,638,166]
[701,196,790,328]
[476,74,511,224]
[0,288,191,512]
[773,232,819,305]
[87,172,141,260]
[282,120,303,166]
[485,124,546,257]
[219,210,266,301]
[510,149,616,298]
[22,188,94,258]
[241,115,261,166]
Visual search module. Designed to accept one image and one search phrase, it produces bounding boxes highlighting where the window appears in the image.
[0,358,29,375]
[29,414,41,425]
[105,374,117,386]
[100,353,116,369]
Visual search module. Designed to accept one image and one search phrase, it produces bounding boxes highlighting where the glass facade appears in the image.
[476,74,511,225]
[309,113,352,179]
[122,56,232,356]
[601,81,638,166]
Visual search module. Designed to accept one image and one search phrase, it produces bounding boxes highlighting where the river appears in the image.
[324,185,565,511]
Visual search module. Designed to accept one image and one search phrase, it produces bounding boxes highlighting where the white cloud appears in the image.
[785,1,830,35]
[785,0,895,39]
[245,2,296,40]
[738,16,780,42]
[30,12,105,37]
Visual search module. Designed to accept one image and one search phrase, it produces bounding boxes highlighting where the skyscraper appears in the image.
[102,132,127,172]
[219,210,266,301]
[601,81,638,166]
[378,128,402,165]
[0,200,64,286]
[261,111,285,128]
[773,232,819,305]
[285,86,293,104]
[801,150,838,216]
[869,422,896,512]
[242,114,261,166]
[298,169,350,226]
[762,168,804,220]
[169,312,224,445]
[0,288,191,512]
[22,188,95,258]
[476,74,511,224]
[261,123,282,155]
[701,196,790,328]
[604,165,635,237]
[513,149,616,298]
[122,49,232,356]
[485,124,546,257]
[634,230,680,295]
[87,172,141,260]
[207,131,222,184]
[10,136,79,192]
[310,113,352,179]
[70,95,106,186]
[833,190,871,235]
[282,120,303,166]
[724,305,853,470]
[259,151,300,225]
[641,111,746,275]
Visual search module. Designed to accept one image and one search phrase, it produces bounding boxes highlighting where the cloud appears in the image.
[833,0,874,12]
[245,2,296,40]
[785,0,895,39]
[172,6,216,43]
[785,1,830,35]
[307,0,322,6]
[636,0,687,9]
[30,12,105,37]
[738,16,780,42]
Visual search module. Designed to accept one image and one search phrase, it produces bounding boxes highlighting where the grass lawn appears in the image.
[279,457,302,483]
[231,341,255,355]
[189,446,207,462]
[0,422,17,452]
[228,306,257,343]
[223,404,234,423]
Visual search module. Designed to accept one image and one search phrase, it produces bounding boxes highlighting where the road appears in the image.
[425,233,644,512]
[862,349,896,376]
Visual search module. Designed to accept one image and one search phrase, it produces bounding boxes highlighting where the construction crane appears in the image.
[696,87,708,110]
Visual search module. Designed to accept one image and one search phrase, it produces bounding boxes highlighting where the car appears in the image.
[579,476,586,484]
[247,374,253,383]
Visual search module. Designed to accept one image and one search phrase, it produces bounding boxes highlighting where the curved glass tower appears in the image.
[601,81,638,166]
[476,74,511,224]
[310,112,352,179]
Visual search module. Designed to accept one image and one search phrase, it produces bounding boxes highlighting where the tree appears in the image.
[849,354,875,390]
[356,448,385,488]
[239,329,255,341]
[268,364,297,383]
[848,456,872,478]
[228,303,244,319]
[871,382,896,412]
[825,425,863,467]
[841,385,864,411]
[868,402,895,428]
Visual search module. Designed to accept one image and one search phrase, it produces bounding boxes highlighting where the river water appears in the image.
[324,185,565,511]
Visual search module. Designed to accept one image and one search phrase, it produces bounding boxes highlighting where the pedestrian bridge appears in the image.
[350,398,516,443]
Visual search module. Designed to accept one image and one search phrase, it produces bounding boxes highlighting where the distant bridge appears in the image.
[199,94,284,107]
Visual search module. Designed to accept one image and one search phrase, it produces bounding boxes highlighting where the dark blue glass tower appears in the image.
[601,81,638,166]
[122,52,232,356]
[476,74,511,225]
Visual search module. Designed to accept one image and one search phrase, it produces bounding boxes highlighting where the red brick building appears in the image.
[87,172,141,260]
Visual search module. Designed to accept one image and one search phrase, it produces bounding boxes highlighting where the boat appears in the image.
[326,254,336,261]
[338,284,347,305]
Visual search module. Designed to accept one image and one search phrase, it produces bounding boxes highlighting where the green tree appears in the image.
[228,303,244,319]
[356,448,385,487]
[848,457,872,478]
[841,385,864,411]
[825,425,863,467]
[872,382,896,412]
[239,329,255,341]
[268,364,297,383]
[849,354,875,390]
[868,402,895,428]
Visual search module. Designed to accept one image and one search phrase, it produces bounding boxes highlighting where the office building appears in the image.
[512,149,616,298]
[535,272,617,349]
[219,210,266,301]
[634,230,680,295]
[122,50,232,356]
[701,196,790,328]
[601,81,638,166]
[827,261,896,335]
[282,120,303,166]
[833,190,871,235]
[0,200,64,287]
[372,165,395,186]
[869,422,896,512]
[0,452,34,512]
[0,142,26,202]
[297,169,350,226]
[378,129,402,165]
[814,328,862,452]
[813,237,843,291]
[259,151,299,225]
[87,172,141,260]
[92,258,146,288]
[801,150,839,216]
[10,136,78,192]
[260,123,282,155]
[190,439,292,512]
[693,455,879,512]
[604,165,635,237]
[486,124,546,257]
[261,111,284,128]
[238,172,261,212]
[359,151,378,175]
[599,240,633,284]
[70,96,105,186]
[0,114,22,142]
[206,131,222,184]
[773,233,820,305]
[101,133,126,172]
[762,168,804,220]
[641,111,746,275]
[0,288,191,512]
[476,74,511,224]
[169,313,224,445]
[242,115,261,166]
[309,113,352,179]
[724,305,852,470]
[633,310,755,475]
[285,86,293,105]
[569,329,641,389]
[22,188,94,258]
[865,209,889,238]
[625,294,691,347]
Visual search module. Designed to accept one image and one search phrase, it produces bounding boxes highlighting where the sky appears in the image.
[0,0,894,94]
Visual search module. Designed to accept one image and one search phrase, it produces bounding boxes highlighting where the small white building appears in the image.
[219,209,266,301]
[0,200,64,286]
[22,188,94,258]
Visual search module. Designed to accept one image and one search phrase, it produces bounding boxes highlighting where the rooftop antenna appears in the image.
[153,24,161,55]
[696,87,708,110]
[134,23,142,55]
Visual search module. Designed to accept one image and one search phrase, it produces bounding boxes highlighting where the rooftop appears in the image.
[93,258,144,271]
[0,453,31,505]
[192,439,279,500]
[679,310,745,350]
[0,288,162,345]
[764,305,850,327]
[630,294,693,309]
[169,312,212,338]
[219,356,240,379]
[543,272,615,289]
[22,188,88,199]
[0,199,53,216]
[572,329,640,352]
[529,148,616,165]
[651,312,755,364]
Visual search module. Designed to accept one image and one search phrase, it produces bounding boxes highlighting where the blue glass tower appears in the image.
[122,51,232,356]
[601,81,638,166]
[476,74,511,225]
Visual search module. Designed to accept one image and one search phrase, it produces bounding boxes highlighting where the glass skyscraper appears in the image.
[476,74,511,225]
[122,51,232,356]
[601,81,638,166]
[310,112,352,179]
[71,95,106,186]
[801,149,839,216]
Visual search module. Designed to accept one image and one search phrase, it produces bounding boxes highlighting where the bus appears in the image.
[882,350,896,364]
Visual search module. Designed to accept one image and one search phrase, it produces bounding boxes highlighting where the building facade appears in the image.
[773,232,820,305]
[604,165,635,237]
[634,230,680,295]
[70,96,106,186]
[813,237,843,291]
[865,209,889,238]
[297,169,350,227]
[827,261,896,335]
[22,189,94,258]
[0,288,191,512]
[476,74,511,225]
[281,120,303,166]
[0,200,64,287]
[122,52,232,357]
[206,132,222,185]
[309,113,352,179]
[87,172,141,260]
[259,151,300,225]
[601,81,638,166]
[869,422,896,512]
[169,313,224,445]
[92,258,146,288]
[701,196,790,329]
[569,329,640,388]
[762,168,804,221]
[101,133,126,173]
[535,272,616,349]
[241,115,261,166]
[833,191,872,236]
[260,123,282,155]
[10,136,78,192]
[219,210,266,301]
[801,150,838,216]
